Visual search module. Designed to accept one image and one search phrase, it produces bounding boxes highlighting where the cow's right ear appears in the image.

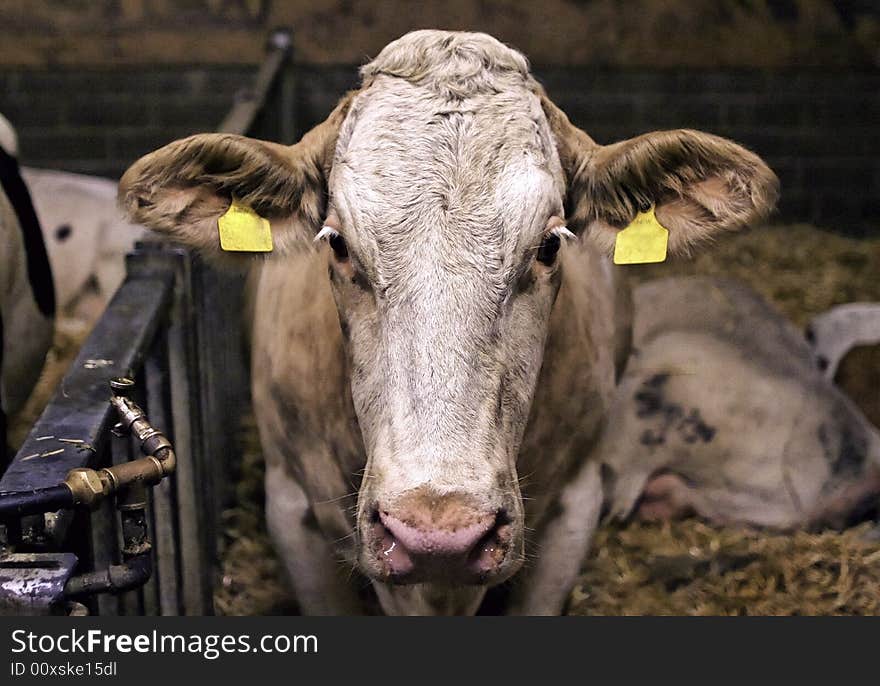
[118,93,354,264]
[541,92,778,257]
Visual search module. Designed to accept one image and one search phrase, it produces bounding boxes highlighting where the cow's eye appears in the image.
[536,224,576,267]
[536,232,561,265]
[316,225,349,261]
[329,232,348,260]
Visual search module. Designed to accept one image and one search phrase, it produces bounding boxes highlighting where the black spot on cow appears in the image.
[818,421,867,478]
[677,409,716,444]
[664,404,684,424]
[640,428,666,446]
[646,373,669,388]
[634,373,669,417]
[634,374,715,447]
[54,223,72,242]
[635,388,662,417]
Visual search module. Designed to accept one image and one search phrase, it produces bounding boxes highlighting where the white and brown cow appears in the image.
[119,31,777,615]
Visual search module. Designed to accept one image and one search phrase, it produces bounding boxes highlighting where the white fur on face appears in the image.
[325,31,567,514]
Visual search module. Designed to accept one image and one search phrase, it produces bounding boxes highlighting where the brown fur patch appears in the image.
[389,487,490,532]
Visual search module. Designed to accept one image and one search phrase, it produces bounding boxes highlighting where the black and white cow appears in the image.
[598,276,880,530]
[0,114,54,462]
[21,167,144,327]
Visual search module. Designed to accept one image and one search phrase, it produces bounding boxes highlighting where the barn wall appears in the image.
[1,1,876,68]
[0,65,876,234]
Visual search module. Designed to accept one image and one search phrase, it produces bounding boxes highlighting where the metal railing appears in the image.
[0,28,296,616]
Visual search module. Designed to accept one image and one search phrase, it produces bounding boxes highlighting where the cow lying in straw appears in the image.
[598,276,880,532]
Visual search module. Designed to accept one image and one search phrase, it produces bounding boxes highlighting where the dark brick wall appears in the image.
[0,65,877,233]
[0,67,255,176]
[537,69,880,234]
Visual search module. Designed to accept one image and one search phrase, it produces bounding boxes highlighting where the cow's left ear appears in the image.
[541,94,779,256]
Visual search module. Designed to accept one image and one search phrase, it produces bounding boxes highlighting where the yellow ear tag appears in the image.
[613,206,669,265]
[217,199,273,252]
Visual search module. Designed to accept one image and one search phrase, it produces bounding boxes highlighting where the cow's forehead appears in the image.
[330,80,563,264]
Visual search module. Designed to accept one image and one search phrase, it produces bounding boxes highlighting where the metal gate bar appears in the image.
[0,268,173,530]
[0,27,296,616]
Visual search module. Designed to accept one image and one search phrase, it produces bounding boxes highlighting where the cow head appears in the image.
[120,31,777,594]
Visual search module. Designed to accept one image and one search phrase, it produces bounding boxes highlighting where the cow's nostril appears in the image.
[468,510,513,575]
[372,517,414,577]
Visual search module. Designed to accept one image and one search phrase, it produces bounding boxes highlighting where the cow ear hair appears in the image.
[540,93,778,256]
[118,92,356,265]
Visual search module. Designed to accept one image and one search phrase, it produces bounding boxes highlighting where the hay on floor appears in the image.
[570,520,880,616]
